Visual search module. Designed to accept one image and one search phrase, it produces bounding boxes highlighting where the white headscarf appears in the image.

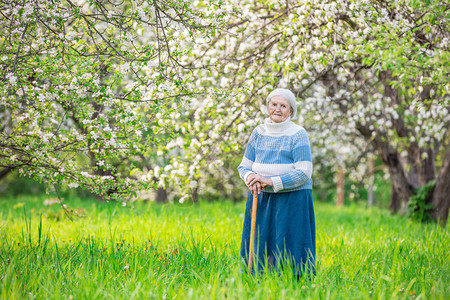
[266,88,297,120]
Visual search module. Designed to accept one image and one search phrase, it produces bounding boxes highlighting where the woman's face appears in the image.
[268,96,292,123]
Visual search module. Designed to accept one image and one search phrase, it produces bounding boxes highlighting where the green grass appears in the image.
[0,195,448,299]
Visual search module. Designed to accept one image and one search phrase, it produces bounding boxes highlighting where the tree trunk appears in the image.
[429,149,450,225]
[191,187,199,204]
[377,71,420,213]
[0,167,11,181]
[156,187,168,203]
[389,187,401,213]
[152,173,168,203]
[412,146,436,185]
[368,158,374,206]
[383,148,414,215]
[337,165,344,206]
[356,123,414,214]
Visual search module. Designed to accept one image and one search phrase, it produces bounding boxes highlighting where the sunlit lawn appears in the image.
[0,195,448,299]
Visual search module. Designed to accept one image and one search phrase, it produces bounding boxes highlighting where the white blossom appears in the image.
[6,73,17,86]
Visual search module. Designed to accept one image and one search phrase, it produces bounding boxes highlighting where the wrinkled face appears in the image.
[268,96,292,123]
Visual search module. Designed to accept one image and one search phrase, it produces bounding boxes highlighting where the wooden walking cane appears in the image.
[248,184,266,273]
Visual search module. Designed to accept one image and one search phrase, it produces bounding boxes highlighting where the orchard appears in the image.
[0,1,449,297]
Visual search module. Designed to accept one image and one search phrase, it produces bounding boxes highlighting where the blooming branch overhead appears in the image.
[0,0,226,199]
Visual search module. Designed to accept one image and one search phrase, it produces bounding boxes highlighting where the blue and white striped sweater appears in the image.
[238,118,313,193]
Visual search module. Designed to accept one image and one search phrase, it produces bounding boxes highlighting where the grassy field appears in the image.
[0,195,448,299]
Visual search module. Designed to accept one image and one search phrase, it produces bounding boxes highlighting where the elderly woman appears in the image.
[238,88,315,276]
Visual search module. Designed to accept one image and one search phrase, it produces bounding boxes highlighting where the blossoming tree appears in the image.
[0,0,224,199]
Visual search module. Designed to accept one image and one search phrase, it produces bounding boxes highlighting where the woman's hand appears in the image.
[246,174,273,195]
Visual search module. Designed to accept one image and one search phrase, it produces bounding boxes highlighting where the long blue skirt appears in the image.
[240,189,316,275]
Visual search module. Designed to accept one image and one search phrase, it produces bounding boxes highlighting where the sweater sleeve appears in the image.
[271,129,313,192]
[237,129,257,184]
